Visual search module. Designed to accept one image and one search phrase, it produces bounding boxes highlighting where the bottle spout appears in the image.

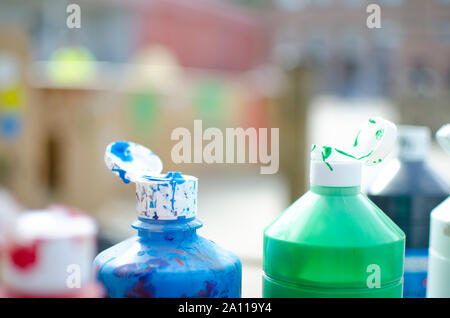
[136,172,198,220]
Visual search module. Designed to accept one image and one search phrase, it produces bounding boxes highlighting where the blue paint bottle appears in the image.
[94,141,242,298]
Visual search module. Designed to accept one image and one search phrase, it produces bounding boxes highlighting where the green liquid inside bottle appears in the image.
[263,185,405,298]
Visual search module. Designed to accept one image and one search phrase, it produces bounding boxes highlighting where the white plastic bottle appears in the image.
[427,124,450,298]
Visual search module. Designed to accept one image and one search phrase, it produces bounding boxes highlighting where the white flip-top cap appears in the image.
[437,124,450,154]
[310,145,362,187]
[396,125,430,161]
[310,117,397,187]
[105,141,197,220]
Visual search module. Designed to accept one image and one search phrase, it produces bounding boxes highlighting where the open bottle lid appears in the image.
[310,117,397,187]
[105,141,163,183]
[105,141,197,220]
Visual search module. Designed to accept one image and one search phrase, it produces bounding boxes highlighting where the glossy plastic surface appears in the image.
[368,160,448,297]
[94,218,241,298]
[263,186,405,298]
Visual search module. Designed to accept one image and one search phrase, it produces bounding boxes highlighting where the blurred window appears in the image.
[303,33,329,64]
[435,0,450,5]
[373,20,402,49]
[409,62,435,95]
[373,47,393,96]
[340,58,360,96]
[433,19,450,46]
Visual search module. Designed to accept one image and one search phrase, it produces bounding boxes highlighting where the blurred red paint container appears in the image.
[1,205,103,298]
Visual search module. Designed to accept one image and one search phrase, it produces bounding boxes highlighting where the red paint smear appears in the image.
[174,257,184,266]
[9,241,40,271]
[161,247,186,254]
[126,277,154,298]
[95,264,100,275]
[198,280,215,297]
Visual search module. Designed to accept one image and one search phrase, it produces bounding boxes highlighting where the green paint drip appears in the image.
[322,146,332,159]
[318,146,378,172]
[335,148,375,161]
[334,148,357,159]
[324,162,333,171]
[353,130,361,147]
[372,158,382,164]
[375,129,384,140]
[321,147,333,171]
[357,150,374,160]
[369,119,376,124]
[311,144,316,152]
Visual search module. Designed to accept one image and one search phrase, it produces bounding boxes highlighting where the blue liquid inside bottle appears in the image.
[94,217,241,298]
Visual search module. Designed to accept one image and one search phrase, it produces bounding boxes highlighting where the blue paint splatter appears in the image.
[166,172,185,214]
[112,168,130,184]
[111,141,133,162]
[142,172,187,216]
[165,171,186,184]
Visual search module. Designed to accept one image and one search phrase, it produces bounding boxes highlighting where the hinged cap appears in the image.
[310,117,397,187]
[105,141,197,220]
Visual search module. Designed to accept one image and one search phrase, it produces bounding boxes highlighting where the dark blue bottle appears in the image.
[94,141,241,298]
[367,126,449,298]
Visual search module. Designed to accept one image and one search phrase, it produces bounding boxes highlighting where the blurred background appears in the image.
[0,0,449,297]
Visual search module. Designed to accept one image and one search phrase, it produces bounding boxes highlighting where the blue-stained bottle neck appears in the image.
[310,185,361,196]
[131,217,202,241]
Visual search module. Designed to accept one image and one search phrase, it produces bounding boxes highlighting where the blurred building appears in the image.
[0,0,278,212]
[257,0,450,98]
[1,0,268,70]
[135,0,268,71]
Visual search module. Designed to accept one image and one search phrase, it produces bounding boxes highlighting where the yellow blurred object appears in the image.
[47,46,97,85]
[0,85,23,110]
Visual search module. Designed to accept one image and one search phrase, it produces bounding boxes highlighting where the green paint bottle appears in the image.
[263,118,405,298]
